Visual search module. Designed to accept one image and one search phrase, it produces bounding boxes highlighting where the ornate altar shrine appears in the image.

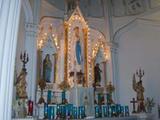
[35,6,122,119]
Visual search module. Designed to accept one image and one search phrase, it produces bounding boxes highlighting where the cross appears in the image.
[130,98,137,113]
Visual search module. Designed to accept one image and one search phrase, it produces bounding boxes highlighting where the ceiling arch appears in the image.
[46,0,105,18]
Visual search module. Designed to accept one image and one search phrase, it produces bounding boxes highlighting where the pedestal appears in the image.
[69,87,94,116]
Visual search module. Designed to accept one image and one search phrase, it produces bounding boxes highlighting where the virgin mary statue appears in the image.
[74,27,82,65]
[43,54,52,82]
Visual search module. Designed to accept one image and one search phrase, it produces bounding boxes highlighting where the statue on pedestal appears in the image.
[94,63,102,86]
[16,51,29,99]
[132,68,146,113]
[16,70,28,99]
[74,27,82,66]
[43,54,52,83]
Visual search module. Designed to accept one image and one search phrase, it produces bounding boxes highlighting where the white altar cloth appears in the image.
[69,86,94,116]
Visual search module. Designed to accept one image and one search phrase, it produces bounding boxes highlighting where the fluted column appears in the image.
[25,23,38,102]
[0,0,21,119]
[110,43,119,103]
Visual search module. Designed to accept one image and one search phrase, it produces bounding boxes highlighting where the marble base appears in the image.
[132,113,154,120]
[84,116,137,120]
[12,117,35,120]
[69,86,94,116]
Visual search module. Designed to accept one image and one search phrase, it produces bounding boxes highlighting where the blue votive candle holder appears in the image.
[111,105,116,117]
[99,106,102,118]
[120,106,124,117]
[108,105,112,117]
[103,105,108,117]
[62,91,66,104]
[47,90,52,104]
[47,106,51,119]
[67,104,73,117]
[95,106,99,118]
[125,105,129,116]
[44,103,48,118]
[116,104,121,116]
[78,106,82,119]
[56,104,60,115]
[61,105,66,118]
[78,106,85,119]
[73,106,77,119]
[51,106,55,119]
[81,106,85,118]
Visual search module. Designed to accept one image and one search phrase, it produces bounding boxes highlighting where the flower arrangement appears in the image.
[145,97,155,113]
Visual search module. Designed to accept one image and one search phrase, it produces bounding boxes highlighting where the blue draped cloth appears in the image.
[75,40,82,65]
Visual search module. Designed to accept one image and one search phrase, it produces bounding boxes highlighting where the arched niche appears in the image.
[66,6,90,87]
[92,41,109,87]
[37,35,58,88]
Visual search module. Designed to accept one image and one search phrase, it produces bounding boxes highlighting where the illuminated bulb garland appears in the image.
[92,41,110,61]
[37,24,60,50]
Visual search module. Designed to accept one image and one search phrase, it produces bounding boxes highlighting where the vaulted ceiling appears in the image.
[46,0,105,18]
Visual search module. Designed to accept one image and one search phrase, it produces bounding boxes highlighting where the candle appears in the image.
[28,100,33,116]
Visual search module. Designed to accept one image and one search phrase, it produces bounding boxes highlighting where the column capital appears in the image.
[25,23,38,37]
[25,23,38,33]
[108,41,118,53]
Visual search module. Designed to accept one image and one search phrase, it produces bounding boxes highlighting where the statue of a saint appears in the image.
[16,69,27,99]
[74,27,82,65]
[77,70,84,85]
[43,54,52,82]
[133,73,145,112]
[94,63,102,86]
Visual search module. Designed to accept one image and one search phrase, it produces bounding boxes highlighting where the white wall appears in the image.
[117,20,160,119]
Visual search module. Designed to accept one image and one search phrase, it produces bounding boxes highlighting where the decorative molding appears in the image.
[113,17,160,43]
[25,23,38,32]
[25,23,38,38]
[112,0,146,17]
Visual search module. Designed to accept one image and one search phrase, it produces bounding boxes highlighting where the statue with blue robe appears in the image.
[75,40,82,65]
[43,54,52,82]
[74,27,83,65]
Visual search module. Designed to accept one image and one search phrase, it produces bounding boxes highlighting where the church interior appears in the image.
[1,0,160,120]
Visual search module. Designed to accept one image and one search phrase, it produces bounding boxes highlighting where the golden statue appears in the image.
[132,68,146,113]
[16,69,28,99]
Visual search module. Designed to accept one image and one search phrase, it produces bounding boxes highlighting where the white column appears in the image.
[110,45,120,103]
[0,0,21,119]
[25,23,38,102]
